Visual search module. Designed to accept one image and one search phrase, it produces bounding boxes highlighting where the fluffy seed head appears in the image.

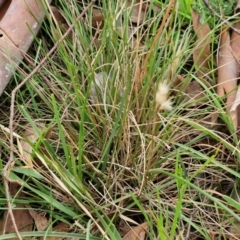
[157,81,169,96]
[155,81,172,111]
[159,98,172,111]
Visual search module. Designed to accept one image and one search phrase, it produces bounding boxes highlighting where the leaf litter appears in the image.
[122,222,148,240]
[0,183,34,237]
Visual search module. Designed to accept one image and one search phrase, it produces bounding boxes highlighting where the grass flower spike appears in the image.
[155,81,172,111]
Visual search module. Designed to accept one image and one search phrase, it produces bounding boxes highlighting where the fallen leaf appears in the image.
[128,1,148,25]
[0,207,33,237]
[122,222,148,240]
[191,8,211,79]
[125,1,160,25]
[28,208,49,231]
[119,220,132,237]
[175,80,205,107]
[18,126,40,168]
[92,8,104,29]
[50,6,69,40]
[231,22,240,59]
[217,28,238,130]
[51,6,68,29]
[119,214,139,237]
[230,22,240,129]
[0,183,34,237]
[185,81,204,103]
[17,125,53,169]
[39,222,69,240]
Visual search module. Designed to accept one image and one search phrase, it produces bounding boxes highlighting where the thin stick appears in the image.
[203,0,240,35]
[4,1,95,239]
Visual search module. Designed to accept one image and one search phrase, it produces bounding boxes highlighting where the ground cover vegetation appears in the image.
[1,0,240,239]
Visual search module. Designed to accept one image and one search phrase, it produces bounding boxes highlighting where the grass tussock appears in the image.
[1,0,240,239]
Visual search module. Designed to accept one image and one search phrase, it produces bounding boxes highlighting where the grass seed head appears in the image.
[158,81,169,95]
[159,98,172,111]
[155,81,172,111]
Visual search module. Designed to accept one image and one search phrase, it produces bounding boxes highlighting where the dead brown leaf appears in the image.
[231,22,240,59]
[191,8,211,79]
[173,77,205,107]
[51,6,68,28]
[217,28,239,130]
[0,207,33,238]
[118,215,139,237]
[50,6,69,42]
[39,222,69,240]
[17,124,53,169]
[119,220,132,237]
[0,183,34,238]
[125,0,160,25]
[185,81,205,103]
[28,207,49,231]
[230,23,240,129]
[17,126,41,168]
[128,1,147,25]
[92,8,104,29]
[122,222,148,240]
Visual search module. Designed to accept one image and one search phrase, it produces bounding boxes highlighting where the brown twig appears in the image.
[4,1,95,239]
[203,0,240,35]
